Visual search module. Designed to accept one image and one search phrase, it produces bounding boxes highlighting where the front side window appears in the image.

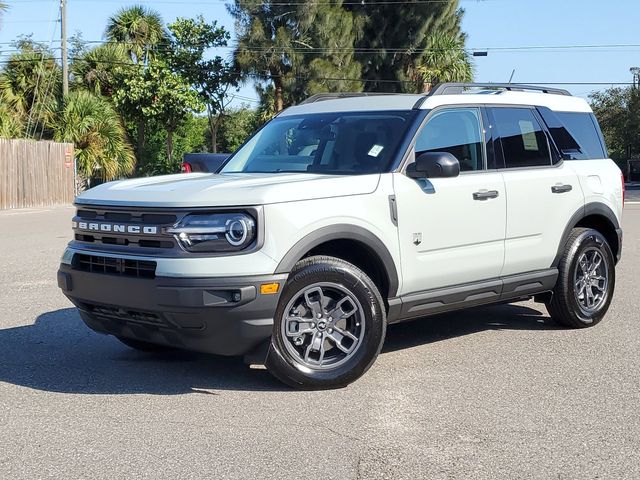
[492,107,552,168]
[220,111,417,175]
[415,107,484,172]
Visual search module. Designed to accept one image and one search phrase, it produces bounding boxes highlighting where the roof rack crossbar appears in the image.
[429,83,572,97]
[300,92,410,104]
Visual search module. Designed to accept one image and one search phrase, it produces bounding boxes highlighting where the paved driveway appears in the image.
[1,204,639,479]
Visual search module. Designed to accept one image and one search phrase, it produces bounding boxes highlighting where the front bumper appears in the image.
[58,264,286,356]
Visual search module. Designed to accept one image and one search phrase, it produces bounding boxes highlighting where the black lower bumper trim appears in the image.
[58,265,286,356]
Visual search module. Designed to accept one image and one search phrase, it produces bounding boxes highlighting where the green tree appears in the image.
[229,1,362,111]
[166,16,237,152]
[105,5,168,159]
[50,90,135,182]
[72,43,129,97]
[290,1,363,100]
[0,39,61,138]
[0,102,23,138]
[346,0,467,92]
[416,31,473,92]
[142,114,209,176]
[113,62,203,165]
[228,1,300,113]
[0,2,7,26]
[105,5,167,64]
[218,107,257,153]
[590,87,640,167]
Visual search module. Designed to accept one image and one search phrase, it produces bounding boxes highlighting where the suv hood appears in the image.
[76,172,380,207]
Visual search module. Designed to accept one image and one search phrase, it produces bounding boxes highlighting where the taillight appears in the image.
[180,162,192,173]
[621,172,625,206]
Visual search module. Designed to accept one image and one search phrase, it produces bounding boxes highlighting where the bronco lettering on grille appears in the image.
[72,221,158,235]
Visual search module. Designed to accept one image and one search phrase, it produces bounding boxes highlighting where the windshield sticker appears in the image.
[368,144,384,157]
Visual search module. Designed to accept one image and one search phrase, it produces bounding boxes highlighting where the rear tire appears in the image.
[115,336,175,352]
[266,256,386,390]
[547,228,615,328]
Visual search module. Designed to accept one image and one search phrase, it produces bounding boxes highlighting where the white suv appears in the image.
[57,83,624,389]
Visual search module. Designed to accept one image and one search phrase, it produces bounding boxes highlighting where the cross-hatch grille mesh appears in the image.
[73,254,157,279]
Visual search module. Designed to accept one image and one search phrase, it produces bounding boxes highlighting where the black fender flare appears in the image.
[552,202,622,267]
[274,224,400,297]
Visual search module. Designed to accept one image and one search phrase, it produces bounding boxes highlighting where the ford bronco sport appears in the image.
[57,83,624,389]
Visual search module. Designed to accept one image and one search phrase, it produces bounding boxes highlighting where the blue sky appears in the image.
[1,0,638,105]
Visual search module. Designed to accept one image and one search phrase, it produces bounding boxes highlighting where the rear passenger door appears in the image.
[489,107,585,276]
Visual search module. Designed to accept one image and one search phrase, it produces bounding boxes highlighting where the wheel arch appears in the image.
[553,202,622,267]
[274,224,399,299]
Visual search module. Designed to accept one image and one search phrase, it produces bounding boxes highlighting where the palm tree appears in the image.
[0,2,7,26]
[0,49,61,137]
[72,43,129,97]
[417,32,474,93]
[0,103,23,138]
[105,5,167,161]
[105,5,167,65]
[50,91,135,182]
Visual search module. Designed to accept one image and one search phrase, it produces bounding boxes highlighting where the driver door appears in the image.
[393,106,506,295]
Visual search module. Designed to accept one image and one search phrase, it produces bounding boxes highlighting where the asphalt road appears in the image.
[1,204,639,479]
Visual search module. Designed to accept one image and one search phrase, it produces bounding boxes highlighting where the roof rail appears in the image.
[429,83,572,97]
[300,92,404,104]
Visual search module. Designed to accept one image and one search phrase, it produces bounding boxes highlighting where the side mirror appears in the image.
[406,152,460,179]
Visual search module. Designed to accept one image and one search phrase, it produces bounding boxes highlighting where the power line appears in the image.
[4,37,640,54]
[5,39,639,59]
[4,55,633,87]
[0,55,635,87]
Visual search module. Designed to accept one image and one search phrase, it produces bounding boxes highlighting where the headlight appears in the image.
[165,213,256,253]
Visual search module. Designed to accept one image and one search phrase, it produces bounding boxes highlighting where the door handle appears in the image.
[551,184,573,194]
[473,190,499,201]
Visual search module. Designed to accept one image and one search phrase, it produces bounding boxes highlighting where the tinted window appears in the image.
[538,108,606,160]
[492,108,552,168]
[221,111,416,174]
[415,108,484,171]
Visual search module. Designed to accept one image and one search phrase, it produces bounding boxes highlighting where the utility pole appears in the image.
[61,0,68,96]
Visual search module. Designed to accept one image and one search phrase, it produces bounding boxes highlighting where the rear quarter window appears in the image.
[537,107,607,160]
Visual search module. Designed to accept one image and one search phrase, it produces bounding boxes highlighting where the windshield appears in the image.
[220,110,417,175]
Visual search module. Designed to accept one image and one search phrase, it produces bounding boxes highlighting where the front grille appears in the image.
[77,210,178,225]
[73,207,179,251]
[74,254,156,279]
[74,233,174,249]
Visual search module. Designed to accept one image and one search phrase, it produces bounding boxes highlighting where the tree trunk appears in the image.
[208,106,218,153]
[136,119,146,168]
[274,75,284,113]
[167,130,174,164]
[207,106,218,153]
[211,122,218,154]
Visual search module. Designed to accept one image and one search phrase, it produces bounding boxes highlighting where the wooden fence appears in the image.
[0,138,75,210]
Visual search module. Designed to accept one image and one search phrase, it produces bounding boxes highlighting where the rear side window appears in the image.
[492,108,552,168]
[537,107,607,160]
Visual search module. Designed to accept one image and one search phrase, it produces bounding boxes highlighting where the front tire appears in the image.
[547,228,615,328]
[266,256,386,390]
